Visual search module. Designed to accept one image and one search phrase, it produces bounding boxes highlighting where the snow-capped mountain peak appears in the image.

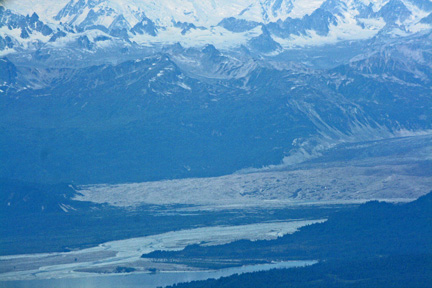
[1,0,431,56]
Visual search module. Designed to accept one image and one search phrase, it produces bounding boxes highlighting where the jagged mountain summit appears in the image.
[1,0,432,56]
[0,0,431,188]
[0,3,431,287]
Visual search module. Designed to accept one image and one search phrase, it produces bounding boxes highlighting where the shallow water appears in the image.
[0,261,317,288]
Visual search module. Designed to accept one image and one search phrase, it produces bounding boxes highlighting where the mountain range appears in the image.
[0,2,431,286]
[1,0,432,56]
[0,0,431,196]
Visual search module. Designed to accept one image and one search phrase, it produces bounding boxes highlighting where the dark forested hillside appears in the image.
[167,255,432,288]
[145,192,432,262]
[161,192,432,287]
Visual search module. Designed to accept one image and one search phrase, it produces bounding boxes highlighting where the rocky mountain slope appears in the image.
[1,0,431,57]
[0,0,431,197]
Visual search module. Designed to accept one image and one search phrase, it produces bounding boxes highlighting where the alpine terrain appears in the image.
[0,0,431,287]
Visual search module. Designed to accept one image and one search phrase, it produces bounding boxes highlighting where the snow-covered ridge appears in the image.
[1,0,432,55]
[3,0,318,25]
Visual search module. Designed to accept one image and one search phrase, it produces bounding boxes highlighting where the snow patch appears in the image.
[288,0,326,18]
[177,82,191,90]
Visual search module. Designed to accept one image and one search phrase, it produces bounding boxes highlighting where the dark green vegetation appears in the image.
[167,255,432,288]
[0,179,348,255]
[156,193,432,287]
[145,192,432,261]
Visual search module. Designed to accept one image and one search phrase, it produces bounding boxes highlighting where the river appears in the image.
[0,260,317,288]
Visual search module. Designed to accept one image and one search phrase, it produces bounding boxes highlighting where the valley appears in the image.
[1,0,431,287]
